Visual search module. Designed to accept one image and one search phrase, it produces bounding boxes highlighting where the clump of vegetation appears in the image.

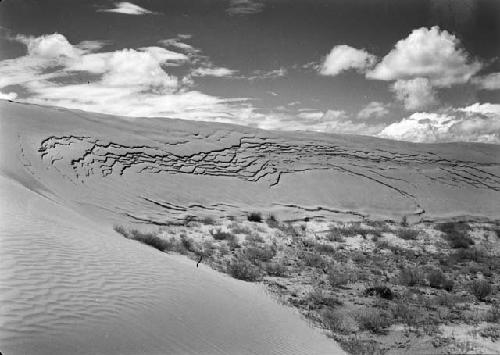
[396,229,419,240]
[356,308,392,334]
[200,216,216,225]
[229,223,252,235]
[427,269,452,290]
[302,252,326,268]
[244,244,276,263]
[471,280,492,301]
[115,225,175,252]
[247,212,263,223]
[265,214,280,228]
[321,308,357,334]
[245,233,264,244]
[437,222,474,248]
[210,229,236,241]
[399,266,425,287]
[328,264,357,287]
[265,261,287,277]
[227,258,260,281]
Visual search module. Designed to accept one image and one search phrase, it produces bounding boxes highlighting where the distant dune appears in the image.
[1,100,499,354]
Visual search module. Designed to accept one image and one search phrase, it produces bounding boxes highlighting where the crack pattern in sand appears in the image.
[38,135,500,199]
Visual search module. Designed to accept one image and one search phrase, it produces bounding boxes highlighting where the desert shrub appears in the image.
[399,266,425,287]
[307,288,343,309]
[356,308,392,334]
[265,261,287,277]
[265,214,280,228]
[229,223,252,235]
[451,247,487,263]
[438,222,474,248]
[321,308,357,334]
[326,225,345,242]
[314,243,336,254]
[211,229,236,241]
[128,229,174,252]
[328,264,357,287]
[244,245,276,263]
[302,252,326,268]
[201,240,216,257]
[396,229,419,240]
[227,237,240,250]
[245,233,264,244]
[364,286,394,300]
[400,215,409,227]
[247,212,263,223]
[485,305,500,323]
[200,216,216,225]
[227,258,260,281]
[442,278,455,292]
[427,269,447,289]
[374,240,391,250]
[339,337,383,355]
[179,233,197,253]
[471,280,492,301]
[479,325,500,341]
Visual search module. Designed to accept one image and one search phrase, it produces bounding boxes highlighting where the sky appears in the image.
[0,0,499,143]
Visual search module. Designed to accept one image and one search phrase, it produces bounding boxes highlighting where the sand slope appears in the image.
[1,100,499,354]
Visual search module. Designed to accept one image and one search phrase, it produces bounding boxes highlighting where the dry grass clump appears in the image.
[265,261,287,277]
[356,308,392,334]
[396,228,419,240]
[229,223,252,235]
[244,244,276,263]
[114,225,175,252]
[471,280,493,301]
[328,264,357,287]
[399,266,425,287]
[427,269,454,291]
[210,229,236,241]
[227,258,260,281]
[321,308,357,334]
[302,252,326,268]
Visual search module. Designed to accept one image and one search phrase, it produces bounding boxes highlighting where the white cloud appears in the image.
[392,78,439,110]
[367,26,481,87]
[226,0,264,15]
[98,2,155,15]
[16,33,82,59]
[357,101,389,119]
[248,67,287,80]
[0,91,17,100]
[319,45,376,77]
[379,104,500,144]
[191,66,238,78]
[473,72,500,90]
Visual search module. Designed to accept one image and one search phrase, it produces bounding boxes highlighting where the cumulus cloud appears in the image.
[392,78,439,110]
[98,2,155,15]
[226,0,264,15]
[319,45,376,77]
[379,103,500,144]
[367,26,481,87]
[357,101,389,119]
[473,72,500,90]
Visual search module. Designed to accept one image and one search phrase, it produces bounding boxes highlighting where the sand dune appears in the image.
[1,100,499,354]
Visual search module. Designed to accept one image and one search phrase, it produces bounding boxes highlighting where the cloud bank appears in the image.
[319,45,376,77]
[98,2,155,15]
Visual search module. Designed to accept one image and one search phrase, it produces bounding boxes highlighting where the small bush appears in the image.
[244,245,276,263]
[302,252,326,268]
[265,261,287,277]
[451,247,487,263]
[438,222,474,248]
[113,224,129,237]
[265,214,280,228]
[129,229,174,252]
[179,234,197,253]
[200,216,216,225]
[427,269,446,289]
[247,212,263,223]
[229,223,252,235]
[356,308,392,334]
[328,264,357,287]
[396,229,419,240]
[399,266,425,287]
[485,305,500,323]
[211,229,237,241]
[401,216,409,227]
[314,243,336,254]
[471,280,492,301]
[339,337,383,355]
[245,233,264,244]
[227,258,260,281]
[321,308,357,334]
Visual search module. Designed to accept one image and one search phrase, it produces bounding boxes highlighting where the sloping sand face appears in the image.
[1,100,499,354]
[0,176,344,354]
